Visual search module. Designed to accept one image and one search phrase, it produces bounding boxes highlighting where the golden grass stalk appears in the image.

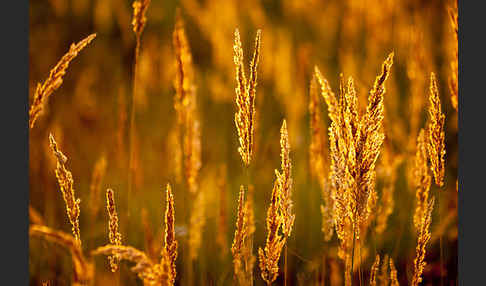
[234,29,262,166]
[90,155,107,218]
[309,73,334,241]
[162,183,178,285]
[132,0,151,38]
[93,184,177,286]
[411,128,435,286]
[389,258,399,286]
[30,225,93,285]
[128,0,150,200]
[29,33,96,129]
[173,12,195,127]
[106,188,122,272]
[375,143,400,234]
[48,133,81,244]
[92,244,160,284]
[448,4,458,111]
[276,120,294,237]
[319,53,393,283]
[172,14,201,195]
[184,115,202,194]
[369,255,380,286]
[189,187,206,261]
[413,129,432,229]
[258,181,286,285]
[412,197,435,286]
[427,72,446,187]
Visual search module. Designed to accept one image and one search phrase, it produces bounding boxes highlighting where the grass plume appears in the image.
[29,33,96,129]
[234,29,262,166]
[49,133,81,244]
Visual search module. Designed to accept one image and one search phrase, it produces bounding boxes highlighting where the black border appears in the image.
[0,1,29,284]
[459,0,486,285]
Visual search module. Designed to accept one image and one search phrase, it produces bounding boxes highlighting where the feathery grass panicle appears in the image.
[106,188,122,272]
[413,129,432,229]
[310,72,334,241]
[427,72,446,187]
[29,33,96,129]
[412,197,435,286]
[90,155,107,218]
[30,225,93,285]
[369,255,380,286]
[132,0,151,38]
[163,184,178,285]
[276,120,294,236]
[49,133,81,244]
[411,129,435,286]
[92,244,159,284]
[258,181,286,285]
[234,29,262,166]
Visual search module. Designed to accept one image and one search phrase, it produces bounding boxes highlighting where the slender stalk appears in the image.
[350,223,357,286]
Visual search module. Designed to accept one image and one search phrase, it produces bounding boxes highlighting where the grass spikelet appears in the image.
[163,183,178,285]
[314,66,339,124]
[258,181,286,285]
[106,188,122,272]
[427,72,446,187]
[276,119,294,237]
[131,0,151,38]
[29,33,96,129]
[234,29,262,166]
[48,133,81,244]
[30,225,93,285]
[90,155,107,218]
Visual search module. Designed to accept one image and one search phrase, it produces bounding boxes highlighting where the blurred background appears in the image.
[29,0,457,285]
